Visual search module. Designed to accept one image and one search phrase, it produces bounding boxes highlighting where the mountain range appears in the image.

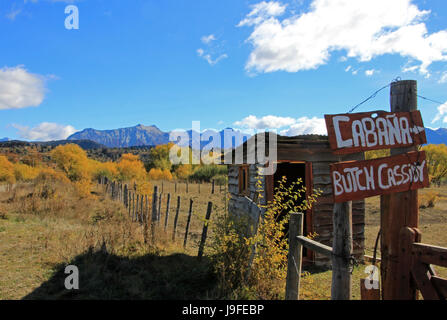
[67,124,251,149]
[2,126,446,150]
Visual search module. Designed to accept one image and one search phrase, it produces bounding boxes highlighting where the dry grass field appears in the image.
[0,179,446,300]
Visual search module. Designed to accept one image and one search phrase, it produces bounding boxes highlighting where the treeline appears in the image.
[0,142,228,197]
[0,144,152,197]
[145,143,227,184]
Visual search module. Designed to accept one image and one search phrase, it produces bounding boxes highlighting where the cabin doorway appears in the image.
[271,161,314,261]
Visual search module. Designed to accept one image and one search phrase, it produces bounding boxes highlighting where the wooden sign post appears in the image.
[325,79,428,300]
[381,80,420,300]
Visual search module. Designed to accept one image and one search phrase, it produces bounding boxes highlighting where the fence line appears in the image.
[98,177,217,258]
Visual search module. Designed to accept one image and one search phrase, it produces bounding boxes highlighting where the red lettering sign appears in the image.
[325,110,426,154]
[330,151,429,203]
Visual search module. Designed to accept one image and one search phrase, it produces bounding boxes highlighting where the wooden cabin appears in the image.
[224,132,365,266]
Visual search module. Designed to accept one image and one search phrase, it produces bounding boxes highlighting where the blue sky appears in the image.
[1,0,447,140]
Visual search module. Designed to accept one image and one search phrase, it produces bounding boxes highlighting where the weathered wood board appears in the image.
[325,110,426,154]
[330,151,429,202]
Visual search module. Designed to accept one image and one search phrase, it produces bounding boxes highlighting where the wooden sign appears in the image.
[330,151,429,203]
[325,110,426,154]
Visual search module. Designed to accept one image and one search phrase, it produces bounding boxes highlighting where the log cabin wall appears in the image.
[225,133,365,266]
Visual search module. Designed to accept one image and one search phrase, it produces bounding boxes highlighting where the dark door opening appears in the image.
[272,161,313,260]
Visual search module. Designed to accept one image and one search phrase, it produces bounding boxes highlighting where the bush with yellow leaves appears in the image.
[0,155,16,185]
[210,173,321,299]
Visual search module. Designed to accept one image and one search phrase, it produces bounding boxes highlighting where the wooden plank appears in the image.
[397,227,418,299]
[360,278,381,300]
[296,236,332,257]
[331,201,353,300]
[286,213,304,300]
[164,193,171,231]
[381,80,420,300]
[412,243,447,268]
[172,196,181,241]
[183,199,193,248]
[330,151,429,202]
[197,202,213,260]
[411,261,440,300]
[431,276,447,299]
[325,110,426,154]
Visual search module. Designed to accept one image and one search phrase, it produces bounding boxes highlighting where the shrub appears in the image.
[14,163,40,181]
[210,175,321,299]
[116,153,148,182]
[419,190,438,209]
[0,155,16,184]
[188,165,227,182]
[174,164,193,180]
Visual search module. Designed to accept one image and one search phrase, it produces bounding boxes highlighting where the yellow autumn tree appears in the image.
[14,163,40,181]
[148,168,163,180]
[50,144,92,182]
[116,153,147,182]
[0,155,16,184]
[92,161,118,181]
[50,144,96,197]
[162,168,173,180]
[174,164,193,180]
[422,144,447,186]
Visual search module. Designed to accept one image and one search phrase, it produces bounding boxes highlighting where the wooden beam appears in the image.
[286,213,304,300]
[331,201,353,300]
[296,236,332,257]
[381,80,419,300]
[412,243,447,268]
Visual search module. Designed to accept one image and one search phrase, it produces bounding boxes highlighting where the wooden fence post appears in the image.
[183,199,193,248]
[186,181,189,193]
[132,193,136,221]
[212,180,215,194]
[397,227,421,299]
[135,194,140,222]
[331,201,353,300]
[172,196,181,241]
[381,80,419,300]
[198,202,213,260]
[164,193,171,231]
[158,193,163,225]
[124,184,128,208]
[286,212,304,300]
[145,195,149,224]
[128,191,132,217]
[140,194,144,224]
[151,186,158,241]
[175,182,177,193]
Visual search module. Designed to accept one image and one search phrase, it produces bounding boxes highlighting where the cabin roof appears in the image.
[221,132,363,165]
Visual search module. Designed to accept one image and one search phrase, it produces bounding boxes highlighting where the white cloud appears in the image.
[439,72,447,84]
[197,34,228,65]
[234,115,327,136]
[431,101,447,123]
[0,66,46,110]
[234,115,296,129]
[365,69,376,76]
[345,65,352,72]
[201,34,216,44]
[197,48,228,65]
[12,122,77,141]
[280,117,327,136]
[239,0,447,75]
[6,9,22,21]
[238,1,287,27]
